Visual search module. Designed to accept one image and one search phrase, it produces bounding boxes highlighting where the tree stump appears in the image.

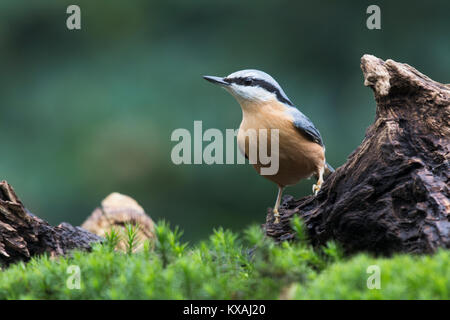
[0,181,101,266]
[264,55,449,256]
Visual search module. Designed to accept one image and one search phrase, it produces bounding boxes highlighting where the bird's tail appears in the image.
[323,162,335,179]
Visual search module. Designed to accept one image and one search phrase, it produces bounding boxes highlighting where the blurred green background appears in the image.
[0,0,448,241]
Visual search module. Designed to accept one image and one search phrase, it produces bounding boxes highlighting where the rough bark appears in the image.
[264,55,450,256]
[0,181,101,265]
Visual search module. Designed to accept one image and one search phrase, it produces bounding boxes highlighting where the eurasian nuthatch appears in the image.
[203,70,334,223]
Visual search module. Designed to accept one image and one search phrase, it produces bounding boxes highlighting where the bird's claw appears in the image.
[273,208,280,224]
[312,184,321,196]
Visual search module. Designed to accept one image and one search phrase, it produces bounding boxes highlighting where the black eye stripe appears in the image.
[224,77,293,106]
[224,77,251,86]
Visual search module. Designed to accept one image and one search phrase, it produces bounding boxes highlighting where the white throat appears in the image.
[226,84,276,105]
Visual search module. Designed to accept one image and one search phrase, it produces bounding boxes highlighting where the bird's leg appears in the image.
[312,166,324,196]
[273,186,284,224]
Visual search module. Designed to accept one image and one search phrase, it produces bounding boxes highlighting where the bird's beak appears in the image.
[203,75,229,86]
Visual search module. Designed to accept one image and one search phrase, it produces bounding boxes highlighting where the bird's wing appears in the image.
[287,106,324,147]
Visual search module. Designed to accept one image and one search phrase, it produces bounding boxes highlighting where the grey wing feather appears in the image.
[287,106,324,146]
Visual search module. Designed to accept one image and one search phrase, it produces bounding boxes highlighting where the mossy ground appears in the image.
[0,218,448,300]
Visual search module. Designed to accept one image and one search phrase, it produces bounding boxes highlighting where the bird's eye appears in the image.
[243,77,253,86]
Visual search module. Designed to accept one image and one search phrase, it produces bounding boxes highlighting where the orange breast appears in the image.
[237,100,325,187]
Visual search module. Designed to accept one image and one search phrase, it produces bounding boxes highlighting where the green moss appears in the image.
[0,221,448,300]
[293,250,450,300]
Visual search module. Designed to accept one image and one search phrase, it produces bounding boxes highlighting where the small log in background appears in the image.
[265,55,449,256]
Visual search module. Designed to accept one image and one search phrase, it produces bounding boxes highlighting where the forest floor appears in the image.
[0,218,448,300]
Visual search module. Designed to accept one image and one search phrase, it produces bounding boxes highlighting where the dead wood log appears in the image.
[0,181,101,265]
[264,55,450,256]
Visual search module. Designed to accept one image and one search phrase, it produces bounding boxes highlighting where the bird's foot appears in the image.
[312,183,321,196]
[273,208,280,224]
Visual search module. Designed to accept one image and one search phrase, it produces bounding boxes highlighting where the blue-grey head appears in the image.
[203,69,293,107]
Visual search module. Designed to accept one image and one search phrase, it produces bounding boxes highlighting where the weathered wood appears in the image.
[264,55,450,256]
[82,192,155,252]
[0,181,101,265]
